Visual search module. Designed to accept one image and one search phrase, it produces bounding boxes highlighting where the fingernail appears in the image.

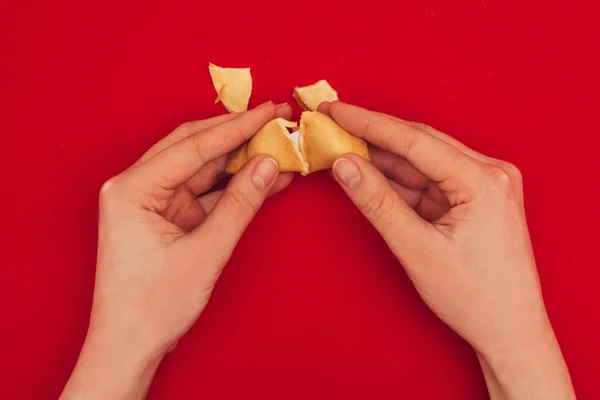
[252,158,278,189]
[255,101,273,110]
[275,103,289,111]
[333,158,361,189]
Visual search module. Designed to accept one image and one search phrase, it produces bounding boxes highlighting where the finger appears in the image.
[196,172,293,215]
[183,105,293,196]
[369,147,429,189]
[388,179,423,209]
[170,172,293,232]
[386,179,451,222]
[135,103,292,166]
[135,114,240,165]
[399,119,524,195]
[321,103,431,194]
[167,188,208,232]
[331,105,496,169]
[322,102,430,192]
[184,156,280,262]
[326,151,425,209]
[328,102,485,202]
[130,102,277,192]
[334,105,496,167]
[390,117,494,164]
[332,154,439,258]
[274,103,294,120]
[379,113,521,184]
[317,101,332,115]
[184,156,228,196]
[416,185,452,222]
[330,167,426,210]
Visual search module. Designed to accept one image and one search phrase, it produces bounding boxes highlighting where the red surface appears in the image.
[1,0,599,398]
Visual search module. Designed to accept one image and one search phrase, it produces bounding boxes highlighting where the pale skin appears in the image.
[61,101,575,400]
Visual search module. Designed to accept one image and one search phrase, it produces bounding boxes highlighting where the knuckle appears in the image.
[99,176,125,201]
[176,121,197,134]
[189,133,209,166]
[167,121,198,142]
[412,121,432,132]
[232,125,248,144]
[362,189,396,223]
[362,116,374,136]
[401,137,417,160]
[501,162,523,184]
[486,166,514,194]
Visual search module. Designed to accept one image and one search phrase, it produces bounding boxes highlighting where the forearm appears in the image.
[61,329,163,400]
[477,324,575,400]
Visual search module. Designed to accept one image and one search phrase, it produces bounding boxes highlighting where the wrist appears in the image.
[476,322,575,400]
[61,327,165,400]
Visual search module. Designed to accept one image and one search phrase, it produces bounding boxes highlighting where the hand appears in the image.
[61,102,294,400]
[321,101,575,400]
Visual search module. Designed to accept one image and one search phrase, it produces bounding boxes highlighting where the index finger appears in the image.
[135,103,293,165]
[131,101,276,191]
[326,102,485,194]
[134,112,241,166]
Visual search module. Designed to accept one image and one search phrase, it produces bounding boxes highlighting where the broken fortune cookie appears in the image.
[208,63,252,113]
[293,80,339,111]
[225,118,308,175]
[225,111,369,176]
[299,111,369,173]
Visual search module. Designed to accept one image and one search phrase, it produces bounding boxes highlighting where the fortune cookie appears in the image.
[299,111,369,173]
[225,111,369,176]
[293,80,339,111]
[225,118,308,175]
[209,63,252,113]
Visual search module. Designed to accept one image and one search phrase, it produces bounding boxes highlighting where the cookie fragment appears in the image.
[299,111,369,173]
[226,113,369,175]
[225,118,308,175]
[209,63,252,113]
[293,80,339,111]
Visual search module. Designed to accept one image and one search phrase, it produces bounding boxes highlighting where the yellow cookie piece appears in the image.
[300,111,369,173]
[293,80,339,111]
[226,113,369,176]
[209,63,252,113]
[225,118,308,175]
[225,142,250,175]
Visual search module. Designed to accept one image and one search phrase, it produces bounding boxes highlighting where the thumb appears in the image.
[188,155,279,259]
[332,154,432,258]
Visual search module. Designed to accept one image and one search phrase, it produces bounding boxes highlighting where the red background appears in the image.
[1,0,599,398]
